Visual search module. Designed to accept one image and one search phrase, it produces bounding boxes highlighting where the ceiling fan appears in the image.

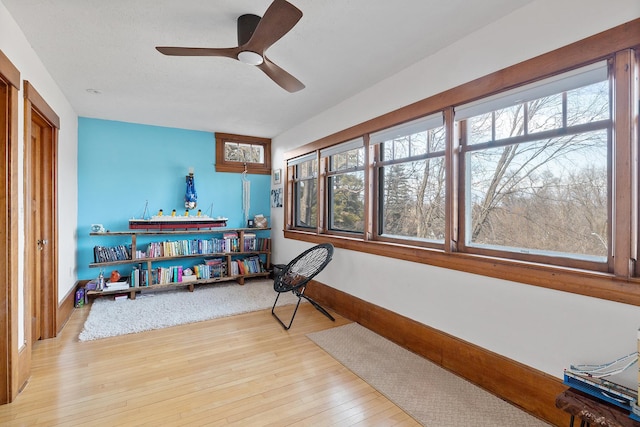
[156,0,305,93]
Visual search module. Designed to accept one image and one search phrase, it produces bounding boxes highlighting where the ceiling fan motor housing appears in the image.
[238,14,261,46]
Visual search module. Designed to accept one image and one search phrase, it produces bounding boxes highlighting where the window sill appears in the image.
[284,229,640,307]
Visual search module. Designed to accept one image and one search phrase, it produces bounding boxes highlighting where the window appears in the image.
[215,133,271,174]
[284,21,638,305]
[371,113,446,243]
[457,62,610,266]
[289,153,318,229]
[321,138,365,234]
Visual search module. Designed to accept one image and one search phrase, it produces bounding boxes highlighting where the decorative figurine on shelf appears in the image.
[97,269,105,291]
[185,167,197,210]
[91,224,105,233]
[110,270,121,283]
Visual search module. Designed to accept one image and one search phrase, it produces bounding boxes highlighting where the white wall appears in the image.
[272,0,640,386]
[0,2,78,347]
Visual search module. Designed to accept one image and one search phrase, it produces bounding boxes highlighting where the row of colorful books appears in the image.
[137,236,270,259]
[93,245,131,263]
[127,255,265,286]
[229,255,264,275]
[194,257,227,279]
[94,237,271,264]
[243,234,270,252]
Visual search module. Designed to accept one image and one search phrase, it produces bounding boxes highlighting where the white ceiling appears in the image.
[2,0,534,138]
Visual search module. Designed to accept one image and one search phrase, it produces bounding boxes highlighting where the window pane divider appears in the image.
[461,119,612,153]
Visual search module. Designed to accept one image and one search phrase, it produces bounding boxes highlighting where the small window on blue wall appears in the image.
[215,133,271,175]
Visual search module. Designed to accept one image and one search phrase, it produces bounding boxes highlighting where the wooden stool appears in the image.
[556,388,640,427]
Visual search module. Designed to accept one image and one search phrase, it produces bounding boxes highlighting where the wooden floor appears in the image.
[0,302,420,426]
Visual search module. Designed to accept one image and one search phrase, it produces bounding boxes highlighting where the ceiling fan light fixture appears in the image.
[238,51,264,65]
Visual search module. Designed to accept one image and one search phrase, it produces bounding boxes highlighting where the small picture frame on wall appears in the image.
[273,169,281,185]
[271,188,283,208]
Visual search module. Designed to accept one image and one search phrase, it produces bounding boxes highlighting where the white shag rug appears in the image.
[79,279,299,341]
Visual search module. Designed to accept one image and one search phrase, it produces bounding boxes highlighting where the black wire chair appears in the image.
[271,243,335,330]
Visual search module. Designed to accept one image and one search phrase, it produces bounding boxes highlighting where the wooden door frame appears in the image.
[23,81,59,344]
[0,50,20,404]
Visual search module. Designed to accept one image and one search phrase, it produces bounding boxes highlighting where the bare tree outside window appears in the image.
[379,126,446,241]
[462,76,610,260]
[294,158,317,228]
[328,147,365,233]
[224,142,264,164]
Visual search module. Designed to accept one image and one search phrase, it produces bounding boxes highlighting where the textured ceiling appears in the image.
[2,0,534,137]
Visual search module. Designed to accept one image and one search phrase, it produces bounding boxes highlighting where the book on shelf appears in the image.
[257,237,270,251]
[154,266,186,284]
[237,260,246,275]
[223,232,239,252]
[105,280,130,291]
[141,236,248,259]
[194,258,227,279]
[205,257,227,277]
[93,244,131,263]
[229,255,264,276]
[229,260,239,276]
[242,255,264,274]
[244,233,256,251]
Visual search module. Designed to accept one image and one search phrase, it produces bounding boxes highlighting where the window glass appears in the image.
[380,157,446,241]
[376,115,446,241]
[323,139,365,233]
[293,157,318,229]
[224,142,264,163]
[527,93,563,133]
[494,105,524,141]
[467,132,608,258]
[461,65,611,261]
[567,81,610,126]
[328,171,365,233]
[467,113,493,145]
[329,147,365,171]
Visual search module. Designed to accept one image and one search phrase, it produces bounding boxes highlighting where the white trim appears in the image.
[287,152,317,167]
[370,112,444,145]
[320,137,364,158]
[454,61,608,121]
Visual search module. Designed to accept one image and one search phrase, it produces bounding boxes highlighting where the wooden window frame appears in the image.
[284,19,640,306]
[215,132,271,174]
[373,114,447,249]
[290,155,319,230]
[322,139,366,236]
[455,65,612,272]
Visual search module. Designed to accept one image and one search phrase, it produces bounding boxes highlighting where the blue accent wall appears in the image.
[77,118,271,280]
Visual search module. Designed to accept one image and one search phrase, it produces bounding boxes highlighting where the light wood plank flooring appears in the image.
[0,302,419,426]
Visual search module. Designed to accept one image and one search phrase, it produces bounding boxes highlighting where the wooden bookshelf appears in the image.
[87,227,271,299]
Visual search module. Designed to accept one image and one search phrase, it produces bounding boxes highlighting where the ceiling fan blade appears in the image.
[156,46,240,59]
[257,56,305,93]
[244,0,302,54]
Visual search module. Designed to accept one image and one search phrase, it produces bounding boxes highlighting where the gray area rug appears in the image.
[307,323,551,427]
[79,279,299,341]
